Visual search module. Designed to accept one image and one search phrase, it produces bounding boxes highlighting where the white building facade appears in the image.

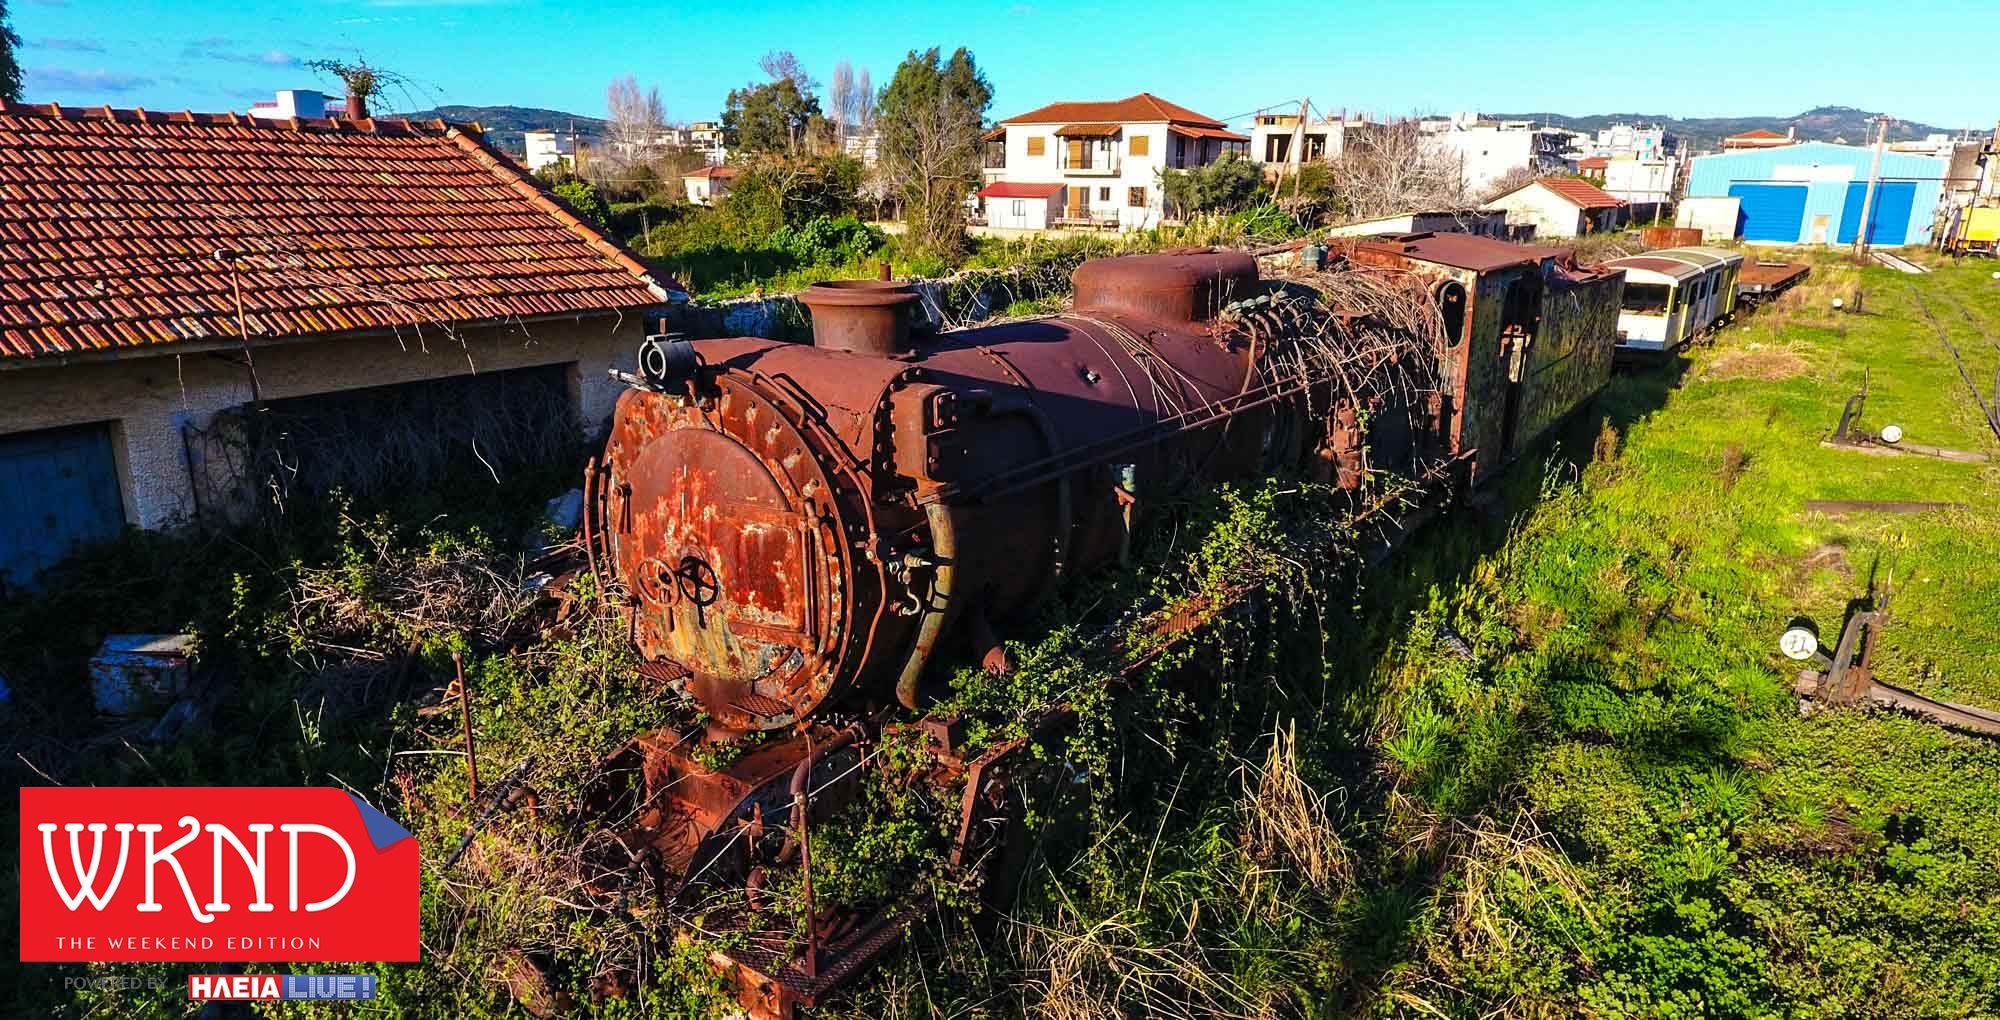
[980,93,1248,231]
[1419,115,1574,198]
[523,129,576,173]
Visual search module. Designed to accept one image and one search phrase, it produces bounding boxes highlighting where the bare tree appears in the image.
[605,74,667,160]
[855,67,875,134]
[1479,165,1538,203]
[829,60,856,141]
[758,50,818,93]
[1327,120,1464,220]
[880,88,984,254]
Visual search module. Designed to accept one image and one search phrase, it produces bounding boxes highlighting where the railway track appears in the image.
[1871,251,1930,275]
[1906,283,2000,443]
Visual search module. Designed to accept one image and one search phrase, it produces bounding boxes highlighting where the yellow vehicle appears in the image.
[1939,206,2000,257]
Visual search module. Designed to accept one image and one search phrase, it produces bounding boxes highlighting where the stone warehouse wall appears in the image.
[0,313,646,530]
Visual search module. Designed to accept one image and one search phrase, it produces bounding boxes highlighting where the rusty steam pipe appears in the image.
[895,502,960,711]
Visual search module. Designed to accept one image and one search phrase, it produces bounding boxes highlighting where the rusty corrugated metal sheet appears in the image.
[1641,226,1704,248]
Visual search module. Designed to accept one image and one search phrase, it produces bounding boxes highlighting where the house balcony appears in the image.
[1059,152,1120,176]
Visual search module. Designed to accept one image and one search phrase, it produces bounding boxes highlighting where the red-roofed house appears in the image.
[0,101,673,585]
[683,164,739,206]
[979,93,1248,231]
[1721,127,1795,150]
[1482,177,1628,238]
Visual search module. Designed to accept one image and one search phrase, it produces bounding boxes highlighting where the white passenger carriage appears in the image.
[1602,246,1745,356]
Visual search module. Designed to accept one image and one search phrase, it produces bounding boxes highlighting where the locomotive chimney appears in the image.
[799,280,921,357]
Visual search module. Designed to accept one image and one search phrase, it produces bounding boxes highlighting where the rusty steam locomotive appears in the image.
[573,243,1620,1016]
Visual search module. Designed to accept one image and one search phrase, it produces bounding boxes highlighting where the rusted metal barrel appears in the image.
[600,253,1297,732]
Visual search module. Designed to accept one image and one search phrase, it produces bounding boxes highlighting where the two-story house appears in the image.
[978,93,1248,231]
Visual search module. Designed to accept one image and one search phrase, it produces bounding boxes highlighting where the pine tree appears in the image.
[0,0,23,103]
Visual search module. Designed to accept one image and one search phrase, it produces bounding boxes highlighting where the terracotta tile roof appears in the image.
[1728,128,1787,140]
[999,92,1226,129]
[1168,125,1250,143]
[977,182,1065,199]
[686,165,739,179]
[0,102,668,362]
[1530,176,1625,209]
[1576,156,1610,170]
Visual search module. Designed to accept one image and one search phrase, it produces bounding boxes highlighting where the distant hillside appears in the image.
[1488,106,1971,152]
[386,105,606,153]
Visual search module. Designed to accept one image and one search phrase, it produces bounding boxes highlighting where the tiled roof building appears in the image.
[0,102,667,360]
[0,102,668,583]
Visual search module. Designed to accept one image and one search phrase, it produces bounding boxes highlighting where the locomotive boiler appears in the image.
[596,250,1392,733]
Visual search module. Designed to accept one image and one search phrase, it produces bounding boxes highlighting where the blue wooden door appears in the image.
[0,424,127,591]
[1837,182,1916,245]
[1727,183,1808,242]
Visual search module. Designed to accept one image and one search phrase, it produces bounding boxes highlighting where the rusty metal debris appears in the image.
[1804,500,1967,516]
[1789,587,2000,739]
[1821,370,1990,462]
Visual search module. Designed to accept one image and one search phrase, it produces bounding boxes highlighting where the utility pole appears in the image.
[1290,97,1310,203]
[1853,114,1892,259]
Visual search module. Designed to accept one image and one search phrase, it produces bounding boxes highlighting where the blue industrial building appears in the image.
[1686,143,1947,246]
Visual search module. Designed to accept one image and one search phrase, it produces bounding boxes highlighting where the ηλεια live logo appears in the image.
[19,788,418,961]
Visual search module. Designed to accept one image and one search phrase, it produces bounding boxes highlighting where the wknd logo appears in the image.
[19,788,418,962]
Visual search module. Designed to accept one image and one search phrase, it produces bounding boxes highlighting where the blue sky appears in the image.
[11,0,1996,130]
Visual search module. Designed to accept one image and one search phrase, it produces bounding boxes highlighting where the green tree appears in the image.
[723,78,823,156]
[874,47,992,257]
[0,0,22,103]
[1158,154,1266,217]
[551,179,609,229]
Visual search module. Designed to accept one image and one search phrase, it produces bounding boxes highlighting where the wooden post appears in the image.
[454,650,480,802]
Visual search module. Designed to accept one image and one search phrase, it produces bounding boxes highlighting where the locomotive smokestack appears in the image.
[799,280,920,357]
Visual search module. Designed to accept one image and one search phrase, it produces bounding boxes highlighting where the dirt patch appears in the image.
[1785,541,1854,595]
[1708,343,1811,381]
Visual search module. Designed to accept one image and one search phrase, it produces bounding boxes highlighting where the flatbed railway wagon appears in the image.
[1603,246,1744,358]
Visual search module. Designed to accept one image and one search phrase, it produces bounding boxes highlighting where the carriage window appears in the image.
[1436,282,1467,346]
[1624,284,1670,315]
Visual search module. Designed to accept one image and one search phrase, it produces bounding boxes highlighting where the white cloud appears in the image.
[31,38,106,52]
[24,66,155,94]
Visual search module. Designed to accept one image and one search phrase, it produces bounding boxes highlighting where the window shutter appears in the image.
[1026,136,1045,157]
[1130,134,1149,156]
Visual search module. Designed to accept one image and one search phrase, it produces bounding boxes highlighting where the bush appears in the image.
[769,215,887,267]
[550,180,608,229]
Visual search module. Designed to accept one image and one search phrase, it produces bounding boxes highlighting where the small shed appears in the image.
[978,182,1066,230]
[683,165,739,206]
[1676,196,1742,241]
[1482,178,1626,238]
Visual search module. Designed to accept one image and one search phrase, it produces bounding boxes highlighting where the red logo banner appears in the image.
[19,787,419,962]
